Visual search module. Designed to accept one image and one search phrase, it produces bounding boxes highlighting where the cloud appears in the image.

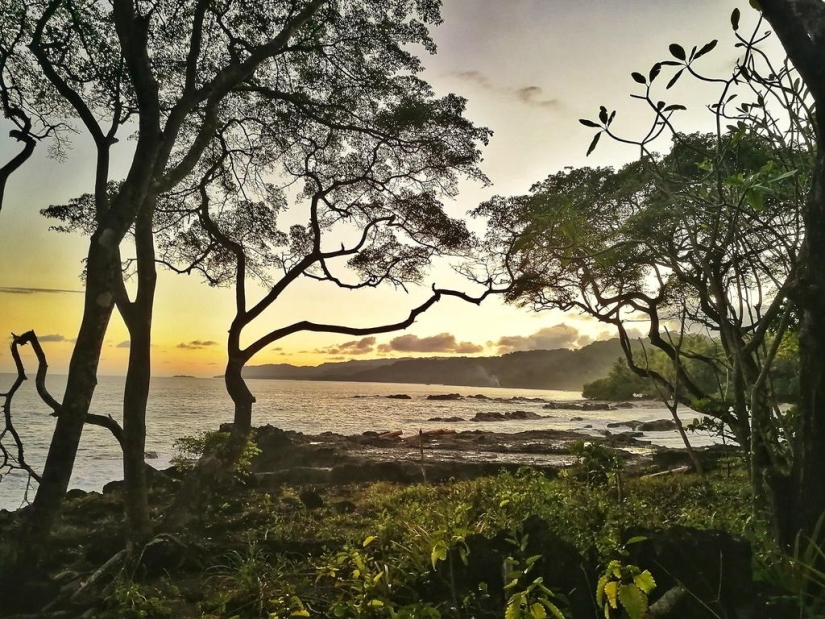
[176,339,219,350]
[116,340,130,348]
[380,332,483,354]
[448,71,561,110]
[496,324,595,354]
[316,336,376,356]
[38,333,69,343]
[0,286,83,295]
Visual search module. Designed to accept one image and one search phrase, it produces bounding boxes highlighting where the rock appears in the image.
[470,410,542,422]
[468,394,490,400]
[426,393,463,401]
[65,488,87,500]
[218,422,234,433]
[138,534,191,578]
[615,401,635,408]
[570,416,584,421]
[144,451,159,459]
[386,394,411,399]
[299,489,325,509]
[101,479,123,495]
[639,419,678,432]
[427,416,464,422]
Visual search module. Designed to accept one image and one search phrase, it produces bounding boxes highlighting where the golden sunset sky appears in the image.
[0,0,757,376]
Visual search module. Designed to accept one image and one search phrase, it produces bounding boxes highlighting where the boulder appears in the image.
[639,419,678,432]
[471,410,543,422]
[427,393,463,401]
[427,416,464,422]
[386,394,412,399]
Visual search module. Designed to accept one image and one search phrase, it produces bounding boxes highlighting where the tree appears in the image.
[757,0,825,548]
[0,0,490,556]
[478,10,812,540]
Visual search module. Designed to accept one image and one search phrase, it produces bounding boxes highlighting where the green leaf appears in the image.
[669,43,686,61]
[541,600,566,619]
[579,119,600,128]
[290,611,310,618]
[625,536,648,546]
[604,581,619,609]
[633,570,656,594]
[363,535,377,547]
[430,542,447,569]
[631,72,646,84]
[530,602,547,619]
[586,132,601,156]
[731,8,741,30]
[618,584,648,619]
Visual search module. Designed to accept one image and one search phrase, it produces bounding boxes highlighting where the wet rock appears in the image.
[615,401,635,408]
[570,416,584,421]
[470,410,543,422]
[144,451,158,459]
[427,393,463,401]
[639,419,677,432]
[65,489,88,500]
[386,394,411,399]
[543,401,615,411]
[468,394,490,400]
[427,416,464,422]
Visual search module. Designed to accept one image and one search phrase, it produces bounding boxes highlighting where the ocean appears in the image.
[0,374,704,510]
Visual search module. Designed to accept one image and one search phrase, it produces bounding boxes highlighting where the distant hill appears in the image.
[243,339,625,390]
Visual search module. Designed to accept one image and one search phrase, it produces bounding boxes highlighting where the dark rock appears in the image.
[427,416,465,422]
[470,410,542,422]
[639,419,677,432]
[144,451,159,459]
[218,422,234,433]
[101,479,123,495]
[299,489,325,509]
[427,393,463,401]
[138,534,192,578]
[615,401,635,408]
[65,488,87,500]
[570,416,584,421]
[468,394,490,400]
[386,394,412,399]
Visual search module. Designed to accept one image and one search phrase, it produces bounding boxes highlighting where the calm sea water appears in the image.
[0,374,700,510]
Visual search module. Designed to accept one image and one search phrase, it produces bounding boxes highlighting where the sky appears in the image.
[0,0,763,376]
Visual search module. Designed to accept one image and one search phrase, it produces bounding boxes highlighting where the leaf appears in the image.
[750,0,761,9]
[596,575,608,606]
[530,602,547,619]
[634,570,656,594]
[618,584,648,619]
[666,69,684,89]
[599,106,609,123]
[430,543,447,569]
[649,63,662,83]
[631,72,646,84]
[363,535,377,547]
[579,118,600,128]
[694,39,718,59]
[604,581,619,609]
[625,536,648,545]
[291,611,310,618]
[541,600,566,619]
[586,132,601,156]
[731,8,741,30]
[669,43,686,61]
[663,104,686,112]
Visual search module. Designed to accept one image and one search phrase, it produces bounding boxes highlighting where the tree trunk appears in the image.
[120,208,157,547]
[788,145,825,548]
[17,237,118,560]
[226,356,255,439]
